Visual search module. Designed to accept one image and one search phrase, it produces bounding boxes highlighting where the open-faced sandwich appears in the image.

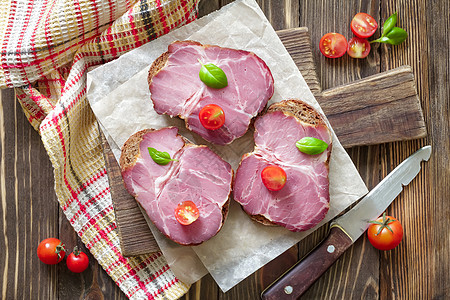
[148,41,274,145]
[120,127,233,245]
[233,100,332,232]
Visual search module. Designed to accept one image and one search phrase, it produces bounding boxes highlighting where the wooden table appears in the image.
[1,0,448,299]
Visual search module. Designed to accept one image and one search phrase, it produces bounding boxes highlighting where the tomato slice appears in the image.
[199,104,225,130]
[347,37,371,58]
[261,165,287,191]
[319,33,348,58]
[351,13,378,38]
[175,201,200,225]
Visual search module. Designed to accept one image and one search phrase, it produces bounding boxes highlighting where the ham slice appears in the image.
[148,41,274,145]
[233,100,332,232]
[120,127,233,245]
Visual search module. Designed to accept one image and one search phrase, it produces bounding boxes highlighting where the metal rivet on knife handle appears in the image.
[327,245,335,253]
[284,285,293,294]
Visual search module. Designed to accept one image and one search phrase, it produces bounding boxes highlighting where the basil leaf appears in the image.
[385,27,408,45]
[148,147,178,165]
[296,137,329,155]
[199,63,228,89]
[371,27,407,45]
[381,12,397,37]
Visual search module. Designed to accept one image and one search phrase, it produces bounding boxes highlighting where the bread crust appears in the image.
[246,99,332,227]
[147,40,202,86]
[119,129,152,173]
[147,51,169,85]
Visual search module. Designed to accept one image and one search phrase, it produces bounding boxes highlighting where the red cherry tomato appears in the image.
[347,37,371,58]
[367,213,403,250]
[199,104,225,130]
[66,246,89,273]
[261,165,287,191]
[319,33,348,58]
[175,201,200,225]
[351,13,378,38]
[37,238,66,265]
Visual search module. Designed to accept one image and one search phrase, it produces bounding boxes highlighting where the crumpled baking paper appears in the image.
[87,0,368,292]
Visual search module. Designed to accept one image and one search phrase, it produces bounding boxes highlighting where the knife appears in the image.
[261,145,432,300]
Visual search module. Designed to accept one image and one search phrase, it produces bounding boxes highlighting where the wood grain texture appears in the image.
[1,1,448,300]
[99,130,160,256]
[317,66,427,147]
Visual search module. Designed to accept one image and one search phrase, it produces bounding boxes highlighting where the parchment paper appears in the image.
[87,0,368,292]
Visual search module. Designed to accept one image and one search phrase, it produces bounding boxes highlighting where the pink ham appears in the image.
[233,107,332,232]
[120,127,233,245]
[148,41,274,145]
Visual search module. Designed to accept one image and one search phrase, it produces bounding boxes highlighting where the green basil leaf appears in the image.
[381,12,397,37]
[385,27,407,45]
[148,147,178,165]
[370,27,407,45]
[199,63,228,89]
[296,137,329,155]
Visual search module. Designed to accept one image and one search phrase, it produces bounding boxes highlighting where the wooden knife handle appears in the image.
[261,226,353,300]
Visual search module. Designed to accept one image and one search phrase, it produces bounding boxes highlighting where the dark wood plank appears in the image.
[198,0,221,16]
[0,89,59,299]
[277,28,321,95]
[423,0,450,297]
[317,66,427,147]
[99,131,160,256]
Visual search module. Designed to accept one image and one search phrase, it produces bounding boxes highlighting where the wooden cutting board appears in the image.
[100,27,426,257]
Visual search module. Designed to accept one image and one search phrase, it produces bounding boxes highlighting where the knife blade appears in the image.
[261,145,431,300]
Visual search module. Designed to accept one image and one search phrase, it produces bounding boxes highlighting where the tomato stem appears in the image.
[73,246,81,256]
[368,212,395,235]
[55,242,66,259]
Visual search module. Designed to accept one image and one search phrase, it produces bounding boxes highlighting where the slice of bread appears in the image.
[119,128,232,245]
[245,99,332,228]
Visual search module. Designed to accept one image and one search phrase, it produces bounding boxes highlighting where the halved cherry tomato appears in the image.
[347,37,371,58]
[351,13,378,38]
[66,246,89,273]
[367,213,403,250]
[319,33,348,58]
[261,165,287,191]
[37,238,66,265]
[199,104,225,130]
[175,201,200,225]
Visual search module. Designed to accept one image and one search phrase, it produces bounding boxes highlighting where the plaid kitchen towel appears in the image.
[1,0,200,299]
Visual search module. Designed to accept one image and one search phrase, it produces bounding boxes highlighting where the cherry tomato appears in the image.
[199,104,225,130]
[175,201,200,225]
[66,246,89,273]
[37,238,66,265]
[319,33,348,58]
[351,13,378,38]
[261,165,287,191]
[347,37,371,58]
[367,213,403,250]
